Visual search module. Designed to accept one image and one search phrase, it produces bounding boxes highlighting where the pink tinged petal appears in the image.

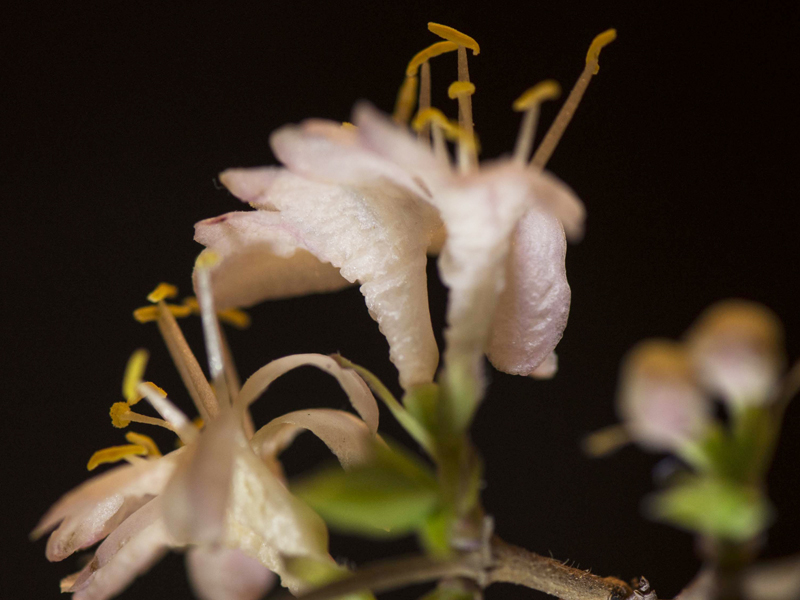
[216,170,440,388]
[237,353,379,433]
[487,210,571,377]
[434,167,533,381]
[194,210,351,311]
[270,115,434,200]
[524,168,586,241]
[251,409,376,470]
[226,442,329,594]
[352,101,451,195]
[65,497,173,600]
[187,546,277,600]
[529,352,559,379]
[162,411,239,545]
[617,340,711,452]
[35,451,183,561]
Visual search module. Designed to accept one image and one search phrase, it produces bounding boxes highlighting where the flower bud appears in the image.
[617,339,710,452]
[686,300,784,406]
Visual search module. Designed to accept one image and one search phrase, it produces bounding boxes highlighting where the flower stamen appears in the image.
[393,75,418,125]
[86,444,147,471]
[512,80,561,165]
[125,431,162,457]
[531,29,616,169]
[146,282,179,303]
[110,401,175,431]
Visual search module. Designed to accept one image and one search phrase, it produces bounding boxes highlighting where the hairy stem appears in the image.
[488,538,633,600]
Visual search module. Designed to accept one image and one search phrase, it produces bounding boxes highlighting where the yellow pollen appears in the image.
[406,41,458,76]
[585,28,617,74]
[133,303,193,323]
[393,75,419,124]
[110,402,132,428]
[125,431,162,457]
[122,349,149,402]
[218,308,252,329]
[129,381,168,406]
[87,444,147,471]
[513,80,562,111]
[196,249,220,270]
[341,122,357,131]
[447,81,476,99]
[427,23,480,55]
[146,282,178,303]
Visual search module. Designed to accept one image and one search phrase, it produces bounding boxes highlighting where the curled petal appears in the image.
[187,546,277,600]
[194,210,351,310]
[525,169,586,241]
[162,411,239,545]
[237,354,379,433]
[487,210,570,377]
[216,169,439,388]
[251,408,376,470]
[34,450,183,561]
[65,497,173,600]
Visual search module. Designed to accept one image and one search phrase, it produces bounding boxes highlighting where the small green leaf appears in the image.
[646,475,772,542]
[418,509,454,556]
[293,443,439,537]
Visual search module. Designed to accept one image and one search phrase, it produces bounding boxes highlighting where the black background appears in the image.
[4,2,799,599]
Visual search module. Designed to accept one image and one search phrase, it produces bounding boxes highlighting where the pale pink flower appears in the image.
[35,284,380,600]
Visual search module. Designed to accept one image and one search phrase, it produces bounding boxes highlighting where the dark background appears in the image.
[4,1,799,599]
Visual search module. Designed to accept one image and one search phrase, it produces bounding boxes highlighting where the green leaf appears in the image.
[283,556,375,600]
[646,475,773,542]
[418,509,455,556]
[293,443,439,538]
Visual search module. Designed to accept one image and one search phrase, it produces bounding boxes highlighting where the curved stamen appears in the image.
[146,282,178,303]
[512,80,561,165]
[427,23,480,55]
[87,444,147,471]
[392,75,419,125]
[406,41,458,76]
[531,29,616,169]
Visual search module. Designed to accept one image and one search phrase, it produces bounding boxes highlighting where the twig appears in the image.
[488,538,633,600]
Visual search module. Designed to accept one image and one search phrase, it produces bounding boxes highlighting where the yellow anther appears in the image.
[195,249,220,270]
[182,296,200,313]
[125,431,162,457]
[406,41,458,76]
[133,303,193,323]
[513,80,562,111]
[193,416,205,429]
[129,381,167,406]
[427,23,480,55]
[218,308,252,329]
[122,349,149,402]
[447,81,476,99]
[146,283,178,303]
[110,402,132,428]
[341,122,357,131]
[585,28,617,74]
[87,444,147,471]
[412,107,453,133]
[393,75,419,124]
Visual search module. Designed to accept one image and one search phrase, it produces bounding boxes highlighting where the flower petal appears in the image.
[525,169,586,241]
[487,209,571,376]
[237,353,379,433]
[216,170,439,388]
[194,210,351,310]
[65,497,173,600]
[270,117,435,200]
[251,408,376,470]
[161,410,239,545]
[35,450,183,561]
[187,546,277,600]
[225,442,329,594]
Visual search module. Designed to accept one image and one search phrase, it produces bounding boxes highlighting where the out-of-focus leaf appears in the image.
[418,509,454,557]
[292,443,438,537]
[646,475,772,542]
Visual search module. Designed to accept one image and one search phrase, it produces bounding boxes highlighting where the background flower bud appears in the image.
[617,339,710,452]
[686,300,785,406]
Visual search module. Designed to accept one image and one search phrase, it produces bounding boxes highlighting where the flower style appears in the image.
[195,25,615,395]
[33,273,382,600]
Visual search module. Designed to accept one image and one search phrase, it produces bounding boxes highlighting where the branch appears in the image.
[488,538,633,600]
